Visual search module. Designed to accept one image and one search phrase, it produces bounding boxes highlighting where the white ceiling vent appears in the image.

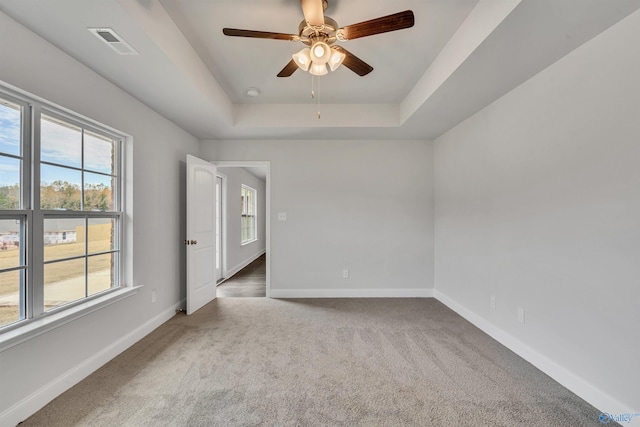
[88,28,138,55]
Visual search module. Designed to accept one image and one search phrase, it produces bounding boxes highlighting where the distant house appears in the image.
[43,230,76,245]
[1,232,20,249]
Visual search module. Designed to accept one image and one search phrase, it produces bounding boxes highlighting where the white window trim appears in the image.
[0,286,140,352]
[241,184,257,245]
[0,81,131,340]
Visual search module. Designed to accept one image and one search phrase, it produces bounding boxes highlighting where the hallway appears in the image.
[217,254,266,297]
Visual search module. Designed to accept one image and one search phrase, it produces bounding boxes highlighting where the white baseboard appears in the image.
[223,249,266,281]
[0,301,183,427]
[270,288,434,298]
[433,290,638,421]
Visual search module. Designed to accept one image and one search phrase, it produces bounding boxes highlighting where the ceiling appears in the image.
[1,0,639,141]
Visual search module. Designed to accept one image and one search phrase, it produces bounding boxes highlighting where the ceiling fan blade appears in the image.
[339,10,414,41]
[334,46,373,76]
[300,0,325,27]
[277,59,299,78]
[223,28,298,41]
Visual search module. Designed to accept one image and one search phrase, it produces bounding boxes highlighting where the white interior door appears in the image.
[186,155,217,314]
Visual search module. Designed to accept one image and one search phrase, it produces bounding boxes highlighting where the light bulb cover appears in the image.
[245,87,261,97]
[310,62,328,76]
[292,48,311,72]
[328,48,346,71]
[310,41,331,65]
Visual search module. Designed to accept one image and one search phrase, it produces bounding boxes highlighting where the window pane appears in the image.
[88,253,115,296]
[88,217,115,254]
[0,218,22,267]
[249,222,255,241]
[41,115,82,168]
[0,156,20,210]
[44,258,85,310]
[0,270,23,327]
[0,99,21,156]
[44,218,85,261]
[41,164,82,210]
[85,131,115,175]
[84,172,114,211]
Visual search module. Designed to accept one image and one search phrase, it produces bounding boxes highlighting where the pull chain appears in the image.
[311,73,315,99]
[310,74,321,119]
[317,75,321,119]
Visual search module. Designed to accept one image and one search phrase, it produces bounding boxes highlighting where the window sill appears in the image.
[241,238,258,246]
[0,286,140,353]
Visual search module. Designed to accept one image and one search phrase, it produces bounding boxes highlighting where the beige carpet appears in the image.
[22,298,606,426]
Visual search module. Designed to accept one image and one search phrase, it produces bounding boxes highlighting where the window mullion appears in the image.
[30,104,44,317]
[13,99,32,322]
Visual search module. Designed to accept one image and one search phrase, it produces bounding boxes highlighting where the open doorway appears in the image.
[214,161,270,298]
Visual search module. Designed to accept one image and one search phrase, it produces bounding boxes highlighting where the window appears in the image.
[1,85,124,331]
[241,185,257,244]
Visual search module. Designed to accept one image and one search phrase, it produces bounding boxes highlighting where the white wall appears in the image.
[202,140,434,297]
[434,9,640,414]
[217,167,266,277]
[0,12,198,424]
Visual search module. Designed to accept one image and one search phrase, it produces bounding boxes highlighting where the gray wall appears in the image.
[217,167,266,277]
[202,140,434,297]
[0,11,199,422]
[433,9,640,413]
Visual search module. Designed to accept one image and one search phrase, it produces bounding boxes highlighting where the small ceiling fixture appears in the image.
[245,87,261,97]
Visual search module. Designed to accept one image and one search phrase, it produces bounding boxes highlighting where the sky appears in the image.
[1,102,115,188]
[0,102,21,187]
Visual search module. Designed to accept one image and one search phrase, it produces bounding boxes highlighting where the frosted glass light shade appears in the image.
[310,41,331,65]
[310,62,328,76]
[292,48,311,72]
[328,48,346,71]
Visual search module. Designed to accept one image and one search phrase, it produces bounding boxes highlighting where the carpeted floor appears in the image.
[22,298,607,426]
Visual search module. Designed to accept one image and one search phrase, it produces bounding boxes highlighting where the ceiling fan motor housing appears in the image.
[298,16,339,46]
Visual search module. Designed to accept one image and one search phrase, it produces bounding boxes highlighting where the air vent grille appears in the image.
[88,28,138,55]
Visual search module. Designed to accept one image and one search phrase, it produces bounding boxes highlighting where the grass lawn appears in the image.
[1,239,113,326]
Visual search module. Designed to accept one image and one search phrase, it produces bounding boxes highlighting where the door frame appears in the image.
[215,172,227,283]
[213,160,271,298]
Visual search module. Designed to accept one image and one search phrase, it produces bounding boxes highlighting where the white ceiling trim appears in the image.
[401,0,521,122]
[116,0,233,123]
[2,0,640,140]
[235,104,399,128]
[230,0,521,131]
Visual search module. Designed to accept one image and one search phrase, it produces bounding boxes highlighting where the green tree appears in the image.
[0,184,20,209]
[41,180,81,210]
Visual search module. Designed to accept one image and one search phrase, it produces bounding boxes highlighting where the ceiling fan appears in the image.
[222,0,414,78]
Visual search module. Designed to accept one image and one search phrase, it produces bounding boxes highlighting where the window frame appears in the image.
[240,184,257,245]
[0,84,127,333]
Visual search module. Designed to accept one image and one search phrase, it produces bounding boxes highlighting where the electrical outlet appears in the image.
[278,212,287,221]
[151,289,157,304]
[517,307,525,324]
[490,296,496,310]
[342,269,349,279]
